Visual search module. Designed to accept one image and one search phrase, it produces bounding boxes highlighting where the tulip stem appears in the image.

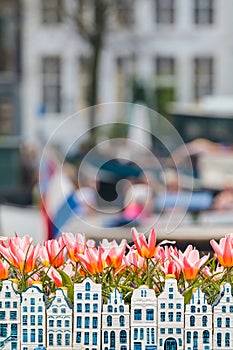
[146,258,150,287]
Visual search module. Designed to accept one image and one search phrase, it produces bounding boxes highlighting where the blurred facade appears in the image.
[21,0,233,146]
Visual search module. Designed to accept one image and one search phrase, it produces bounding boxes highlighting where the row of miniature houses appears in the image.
[0,274,232,350]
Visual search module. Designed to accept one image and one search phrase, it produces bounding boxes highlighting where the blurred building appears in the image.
[21,0,233,147]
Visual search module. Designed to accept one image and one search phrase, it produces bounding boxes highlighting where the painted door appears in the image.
[164,338,177,350]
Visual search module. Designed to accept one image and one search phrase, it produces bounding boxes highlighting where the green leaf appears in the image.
[57,269,74,302]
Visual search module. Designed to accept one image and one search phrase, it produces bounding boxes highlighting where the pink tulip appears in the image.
[0,260,9,279]
[77,247,106,274]
[172,245,209,280]
[100,239,127,269]
[210,234,233,267]
[41,237,66,268]
[62,232,86,262]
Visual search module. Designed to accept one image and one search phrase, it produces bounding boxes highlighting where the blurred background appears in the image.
[1,0,233,248]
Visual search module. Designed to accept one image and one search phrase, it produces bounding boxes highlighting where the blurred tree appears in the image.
[65,0,134,142]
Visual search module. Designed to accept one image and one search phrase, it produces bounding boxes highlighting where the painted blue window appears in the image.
[57,320,62,327]
[191,306,195,312]
[151,328,155,344]
[30,298,35,305]
[30,306,35,312]
[226,317,230,327]
[226,297,230,302]
[0,324,7,337]
[0,302,2,308]
[168,328,173,334]
[38,329,43,343]
[31,315,35,326]
[76,332,81,343]
[226,287,230,293]
[77,293,82,299]
[176,303,181,309]
[10,311,17,320]
[49,333,53,346]
[121,346,127,350]
[217,333,222,347]
[140,328,144,340]
[120,315,125,326]
[225,333,230,347]
[23,329,28,343]
[108,305,113,312]
[134,309,142,320]
[93,332,97,345]
[38,306,42,312]
[31,329,35,342]
[203,330,209,344]
[141,290,147,297]
[57,298,61,303]
[85,293,90,300]
[187,331,191,343]
[5,301,10,308]
[110,331,115,348]
[0,311,5,320]
[146,309,154,321]
[134,328,138,340]
[190,315,195,326]
[176,328,181,334]
[120,330,127,343]
[61,308,66,313]
[114,307,117,312]
[93,317,98,328]
[119,305,124,312]
[11,324,17,336]
[104,331,108,343]
[159,339,163,346]
[85,282,91,291]
[77,303,82,312]
[57,333,62,346]
[107,315,112,327]
[194,331,198,348]
[23,306,27,312]
[65,320,70,327]
[93,303,98,312]
[84,332,89,345]
[202,305,207,312]
[217,317,222,327]
[93,293,98,300]
[176,312,181,322]
[13,302,17,308]
[168,303,173,309]
[49,320,54,327]
[160,328,165,334]
[202,316,208,327]
[168,312,173,321]
[169,294,173,299]
[85,304,90,312]
[160,312,165,322]
[77,316,82,328]
[161,303,165,309]
[169,287,173,292]
[178,338,182,346]
[65,333,70,346]
[52,308,58,313]
[23,315,27,325]
[222,306,226,313]
[85,317,90,328]
[147,328,150,344]
[5,292,10,298]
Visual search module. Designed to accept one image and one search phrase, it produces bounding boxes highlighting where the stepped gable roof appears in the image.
[47,287,73,310]
[212,282,232,307]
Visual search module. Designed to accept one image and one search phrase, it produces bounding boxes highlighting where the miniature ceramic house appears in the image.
[185,287,212,350]
[157,274,184,350]
[21,281,47,350]
[213,282,233,349]
[102,288,130,350]
[47,287,73,350]
[131,285,157,350]
[0,279,20,350]
[73,278,102,350]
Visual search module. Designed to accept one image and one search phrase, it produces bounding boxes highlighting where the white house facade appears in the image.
[21,0,233,149]
[131,285,157,350]
[47,287,73,350]
[185,287,212,350]
[157,274,184,350]
[102,288,130,350]
[73,278,102,350]
[21,281,47,350]
[0,280,20,350]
